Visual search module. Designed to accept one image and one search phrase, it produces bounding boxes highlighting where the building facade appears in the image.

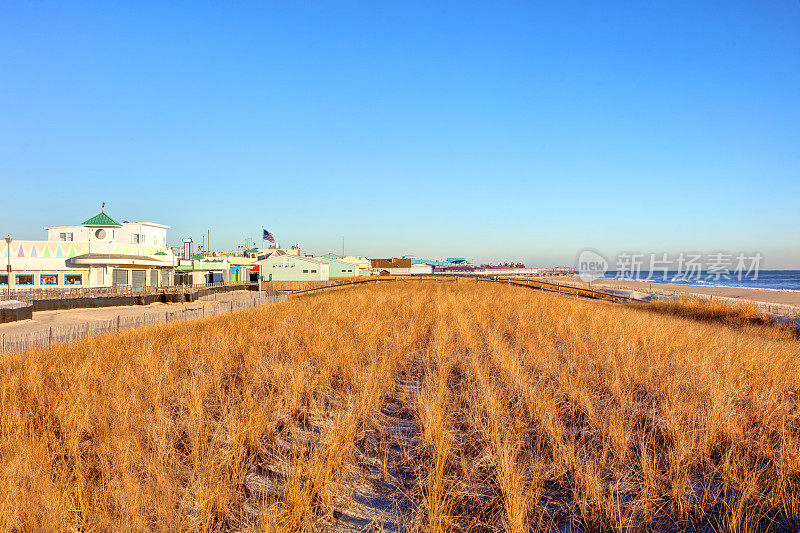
[256,255,330,281]
[1,211,176,290]
[315,256,359,277]
[370,258,413,276]
[410,262,434,275]
[175,257,233,285]
[341,256,372,276]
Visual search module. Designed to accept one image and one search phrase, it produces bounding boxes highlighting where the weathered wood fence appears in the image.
[2,275,637,355]
[0,293,287,355]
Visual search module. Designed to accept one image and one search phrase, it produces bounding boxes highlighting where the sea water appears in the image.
[602,270,800,292]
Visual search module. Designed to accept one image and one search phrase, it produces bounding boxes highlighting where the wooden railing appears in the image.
[1,281,255,302]
[494,277,633,303]
[268,274,631,303]
[0,292,287,355]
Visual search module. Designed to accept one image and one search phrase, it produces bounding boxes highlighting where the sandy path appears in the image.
[239,349,424,531]
[0,290,266,336]
[329,354,423,532]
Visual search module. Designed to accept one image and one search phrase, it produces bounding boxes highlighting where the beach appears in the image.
[545,276,800,311]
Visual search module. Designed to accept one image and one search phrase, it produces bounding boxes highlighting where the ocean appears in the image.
[602,270,800,292]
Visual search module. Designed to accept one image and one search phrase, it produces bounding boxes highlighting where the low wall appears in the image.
[33,295,145,312]
[5,284,259,322]
[0,304,33,324]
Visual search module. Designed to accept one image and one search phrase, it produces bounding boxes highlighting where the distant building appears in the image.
[255,248,301,261]
[175,256,232,285]
[410,262,433,275]
[315,256,359,277]
[422,257,471,267]
[226,256,256,283]
[421,257,474,272]
[370,258,413,276]
[257,254,329,281]
[341,256,372,276]
[1,211,176,289]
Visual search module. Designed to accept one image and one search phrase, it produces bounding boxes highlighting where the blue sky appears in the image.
[1,1,799,267]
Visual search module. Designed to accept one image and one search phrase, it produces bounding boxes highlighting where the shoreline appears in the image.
[542,276,800,312]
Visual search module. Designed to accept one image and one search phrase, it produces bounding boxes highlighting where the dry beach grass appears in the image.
[0,283,798,531]
[643,296,799,340]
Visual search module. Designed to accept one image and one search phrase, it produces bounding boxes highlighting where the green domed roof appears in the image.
[82,212,121,226]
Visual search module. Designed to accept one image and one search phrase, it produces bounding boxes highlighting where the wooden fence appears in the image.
[521,277,800,317]
[1,281,253,302]
[1,275,639,355]
[0,292,287,355]
[496,277,634,303]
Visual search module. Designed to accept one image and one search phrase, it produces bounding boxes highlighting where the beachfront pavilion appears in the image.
[1,211,176,290]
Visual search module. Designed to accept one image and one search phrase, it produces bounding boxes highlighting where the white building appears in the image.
[341,256,372,276]
[175,256,233,285]
[256,254,330,282]
[410,262,433,275]
[1,211,177,290]
[314,256,359,277]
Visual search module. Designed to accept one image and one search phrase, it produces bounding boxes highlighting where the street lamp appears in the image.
[5,235,11,299]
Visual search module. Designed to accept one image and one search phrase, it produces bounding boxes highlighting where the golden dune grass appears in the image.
[643,295,798,339]
[0,283,798,531]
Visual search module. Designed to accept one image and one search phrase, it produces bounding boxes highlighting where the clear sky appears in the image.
[1,1,799,267]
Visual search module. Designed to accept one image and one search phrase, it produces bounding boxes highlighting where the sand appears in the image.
[543,276,800,311]
[0,290,264,337]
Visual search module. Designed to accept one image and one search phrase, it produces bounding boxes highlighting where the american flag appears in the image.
[263,229,275,243]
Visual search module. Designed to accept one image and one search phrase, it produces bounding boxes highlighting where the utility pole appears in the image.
[4,235,11,299]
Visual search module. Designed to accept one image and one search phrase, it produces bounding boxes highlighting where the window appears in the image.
[15,274,33,285]
[0,274,7,285]
[64,274,83,285]
[59,232,73,241]
[95,228,106,239]
[41,274,58,285]
[302,269,309,273]
[310,269,317,273]
[131,233,141,244]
